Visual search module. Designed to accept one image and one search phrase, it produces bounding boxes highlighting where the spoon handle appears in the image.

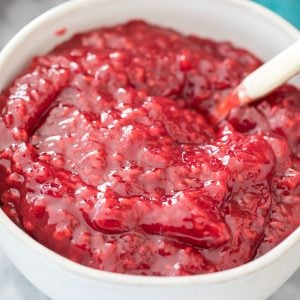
[240,39,300,100]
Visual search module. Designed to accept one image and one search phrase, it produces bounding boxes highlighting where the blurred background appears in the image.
[0,0,299,299]
[254,0,300,28]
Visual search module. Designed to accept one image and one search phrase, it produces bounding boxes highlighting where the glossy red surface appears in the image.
[0,21,299,276]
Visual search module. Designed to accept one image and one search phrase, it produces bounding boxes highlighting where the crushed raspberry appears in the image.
[0,21,299,276]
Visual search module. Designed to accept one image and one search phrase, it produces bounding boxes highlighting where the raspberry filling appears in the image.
[0,21,299,276]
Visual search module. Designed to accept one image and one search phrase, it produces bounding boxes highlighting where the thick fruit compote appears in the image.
[0,21,299,276]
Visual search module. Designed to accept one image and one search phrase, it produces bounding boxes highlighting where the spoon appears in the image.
[214,39,300,121]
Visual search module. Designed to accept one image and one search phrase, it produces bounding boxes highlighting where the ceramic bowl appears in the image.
[0,0,299,299]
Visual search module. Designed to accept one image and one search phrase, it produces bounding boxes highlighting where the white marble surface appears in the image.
[0,0,299,299]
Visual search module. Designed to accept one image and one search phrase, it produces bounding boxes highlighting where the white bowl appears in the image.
[0,0,299,299]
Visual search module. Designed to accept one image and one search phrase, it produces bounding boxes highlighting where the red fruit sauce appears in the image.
[0,21,299,276]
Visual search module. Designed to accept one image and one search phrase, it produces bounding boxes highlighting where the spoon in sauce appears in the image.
[214,39,300,121]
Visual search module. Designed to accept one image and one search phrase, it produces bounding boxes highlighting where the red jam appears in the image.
[0,21,299,276]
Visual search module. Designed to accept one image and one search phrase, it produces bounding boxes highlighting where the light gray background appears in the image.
[0,0,299,299]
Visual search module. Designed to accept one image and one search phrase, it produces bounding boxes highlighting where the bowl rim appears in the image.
[0,0,300,287]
